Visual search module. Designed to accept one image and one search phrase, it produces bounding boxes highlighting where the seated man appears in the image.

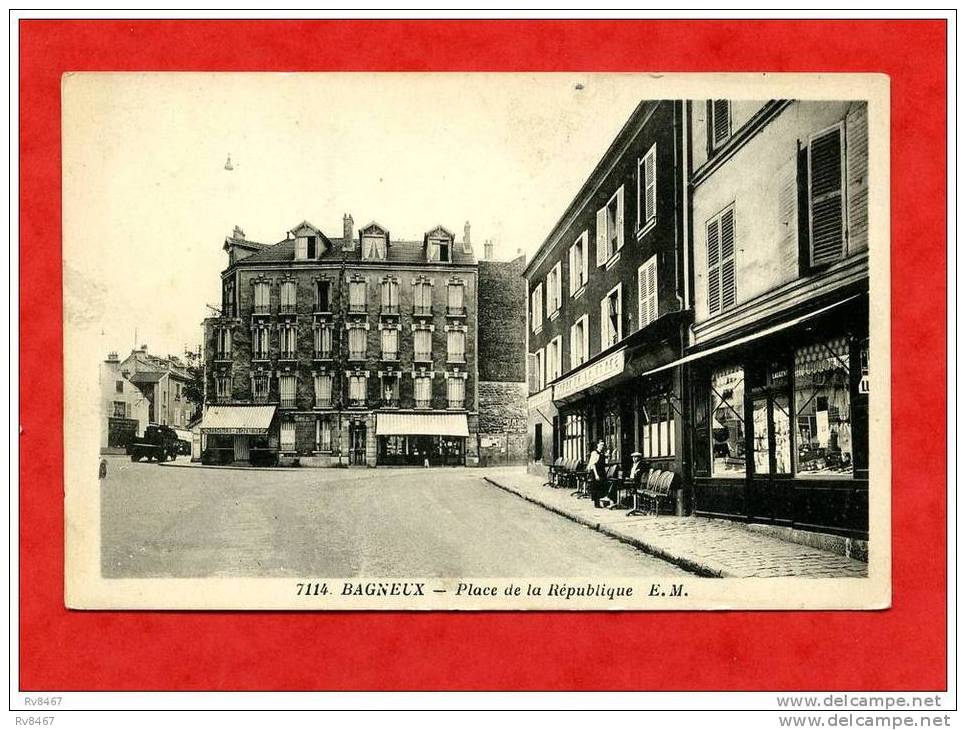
[606,451,645,507]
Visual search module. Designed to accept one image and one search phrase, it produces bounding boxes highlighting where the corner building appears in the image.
[524,100,691,489]
[203,217,479,467]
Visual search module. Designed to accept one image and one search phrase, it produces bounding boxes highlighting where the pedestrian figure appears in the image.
[98,458,107,480]
[586,439,607,508]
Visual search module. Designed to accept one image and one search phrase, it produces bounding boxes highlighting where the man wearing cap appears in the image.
[606,451,644,508]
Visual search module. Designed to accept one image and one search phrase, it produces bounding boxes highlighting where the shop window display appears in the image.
[794,337,853,476]
[711,366,745,476]
[563,413,586,462]
[641,386,675,459]
[602,410,622,465]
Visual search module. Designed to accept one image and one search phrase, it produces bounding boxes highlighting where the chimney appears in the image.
[464,221,471,245]
[232,225,245,241]
[140,344,148,352]
[105,351,119,363]
[343,213,355,249]
[484,239,494,260]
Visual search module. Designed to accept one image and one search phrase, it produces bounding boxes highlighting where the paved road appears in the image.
[100,459,687,578]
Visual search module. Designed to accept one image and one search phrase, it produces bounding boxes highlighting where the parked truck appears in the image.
[126,424,181,463]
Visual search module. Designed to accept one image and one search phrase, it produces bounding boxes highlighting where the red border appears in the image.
[20,19,947,691]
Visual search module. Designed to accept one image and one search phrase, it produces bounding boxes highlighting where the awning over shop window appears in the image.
[200,405,277,435]
[376,412,469,437]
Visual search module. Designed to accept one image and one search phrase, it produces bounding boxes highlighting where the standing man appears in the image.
[585,439,607,508]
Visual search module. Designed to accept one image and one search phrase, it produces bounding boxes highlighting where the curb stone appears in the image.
[482,476,728,578]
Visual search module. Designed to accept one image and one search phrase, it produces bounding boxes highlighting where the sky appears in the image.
[63,72,652,361]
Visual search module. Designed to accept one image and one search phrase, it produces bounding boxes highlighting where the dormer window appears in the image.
[424,226,455,263]
[290,221,326,260]
[438,240,450,262]
[361,223,389,260]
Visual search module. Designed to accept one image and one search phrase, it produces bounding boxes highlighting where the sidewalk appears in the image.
[480,469,868,579]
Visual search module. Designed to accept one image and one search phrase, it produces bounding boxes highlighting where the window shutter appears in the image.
[637,263,649,330]
[644,145,657,224]
[720,209,737,310]
[706,219,721,315]
[615,285,623,340]
[711,100,730,147]
[647,256,658,325]
[555,263,562,307]
[808,125,845,266]
[568,245,576,295]
[581,232,589,285]
[595,207,607,266]
[846,104,869,253]
[778,154,800,279]
[600,296,609,351]
[615,185,625,250]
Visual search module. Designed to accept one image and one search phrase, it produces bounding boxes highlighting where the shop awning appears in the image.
[376,412,469,437]
[200,405,277,435]
[639,294,864,378]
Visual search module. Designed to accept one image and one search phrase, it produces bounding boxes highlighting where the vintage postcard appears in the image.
[63,72,891,610]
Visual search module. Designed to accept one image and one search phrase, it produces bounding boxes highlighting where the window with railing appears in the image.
[280,281,297,314]
[447,329,466,363]
[348,280,367,313]
[348,375,367,408]
[315,280,331,312]
[215,327,232,360]
[381,279,399,315]
[314,325,332,359]
[253,282,271,314]
[280,325,297,359]
[314,373,333,408]
[414,375,432,409]
[413,281,432,316]
[252,327,270,360]
[414,329,432,362]
[252,374,270,403]
[447,377,465,410]
[381,328,399,360]
[215,375,232,402]
[279,375,297,409]
[447,282,465,316]
[348,328,367,360]
[381,375,400,408]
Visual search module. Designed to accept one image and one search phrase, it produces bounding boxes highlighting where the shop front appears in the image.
[683,298,869,538]
[200,404,279,466]
[374,412,469,466]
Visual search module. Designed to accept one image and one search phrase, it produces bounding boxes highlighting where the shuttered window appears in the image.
[710,100,731,149]
[637,255,658,329]
[569,232,588,294]
[706,207,737,316]
[381,327,398,358]
[530,283,543,332]
[595,187,624,266]
[314,374,332,407]
[807,124,846,267]
[638,144,657,230]
[600,285,622,350]
[570,315,589,369]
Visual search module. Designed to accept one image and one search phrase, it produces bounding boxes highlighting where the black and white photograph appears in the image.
[64,72,890,610]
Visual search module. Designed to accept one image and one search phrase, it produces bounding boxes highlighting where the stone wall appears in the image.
[477,256,526,383]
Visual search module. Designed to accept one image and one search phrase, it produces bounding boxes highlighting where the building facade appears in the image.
[524,100,691,490]
[523,98,870,540]
[100,352,150,453]
[119,346,196,429]
[477,246,528,466]
[203,217,479,467]
[684,99,869,538]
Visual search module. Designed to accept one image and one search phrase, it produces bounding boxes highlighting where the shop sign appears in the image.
[528,388,553,409]
[554,348,626,401]
[859,374,870,394]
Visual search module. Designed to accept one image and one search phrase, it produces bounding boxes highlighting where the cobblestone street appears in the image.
[100,457,688,578]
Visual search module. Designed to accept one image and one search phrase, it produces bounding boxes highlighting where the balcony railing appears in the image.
[448,399,464,410]
[279,304,297,315]
[253,304,271,315]
[413,305,433,317]
[382,351,399,361]
[381,398,400,409]
[314,349,333,360]
[221,304,236,318]
[447,353,466,364]
[280,398,296,409]
[414,351,432,363]
[252,351,270,361]
[253,392,270,404]
[214,351,231,361]
[315,398,332,409]
[280,350,297,360]
[348,303,367,314]
[446,305,466,317]
[415,399,431,409]
[380,304,400,315]
[348,397,367,409]
[349,349,367,361]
